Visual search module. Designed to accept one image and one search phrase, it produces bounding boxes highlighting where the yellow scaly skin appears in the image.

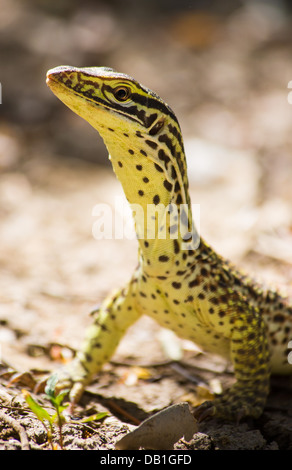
[46,66,292,421]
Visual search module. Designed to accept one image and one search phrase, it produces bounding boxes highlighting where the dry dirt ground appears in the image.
[1,0,292,451]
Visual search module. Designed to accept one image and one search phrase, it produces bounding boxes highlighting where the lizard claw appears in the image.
[193,401,216,422]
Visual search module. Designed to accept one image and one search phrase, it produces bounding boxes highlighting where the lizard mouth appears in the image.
[46,68,144,128]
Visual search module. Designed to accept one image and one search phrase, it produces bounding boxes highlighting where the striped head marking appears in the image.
[47,65,189,221]
[46,65,178,138]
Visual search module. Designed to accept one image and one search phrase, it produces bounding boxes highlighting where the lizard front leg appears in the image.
[194,302,271,421]
[51,278,141,404]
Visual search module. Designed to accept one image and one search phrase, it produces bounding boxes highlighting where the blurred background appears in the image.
[0,0,292,376]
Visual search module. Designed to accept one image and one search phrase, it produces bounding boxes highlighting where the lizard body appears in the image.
[46,66,292,420]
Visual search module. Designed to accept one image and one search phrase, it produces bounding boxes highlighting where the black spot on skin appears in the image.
[176,194,183,205]
[174,181,180,193]
[163,180,173,192]
[176,270,186,275]
[118,161,123,167]
[129,149,134,155]
[138,190,144,196]
[171,165,176,179]
[154,163,164,173]
[153,194,160,205]
[189,278,200,288]
[108,128,114,132]
[158,133,174,153]
[158,149,170,165]
[159,255,169,262]
[136,164,143,171]
[140,149,147,156]
[173,239,180,254]
[172,281,181,289]
[145,140,158,149]
[143,177,149,183]
[168,123,183,148]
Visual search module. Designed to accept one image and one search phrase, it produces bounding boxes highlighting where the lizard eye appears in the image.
[113,86,131,101]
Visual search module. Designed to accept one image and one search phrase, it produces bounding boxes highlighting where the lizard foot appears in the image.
[36,359,89,412]
[52,369,86,406]
[193,387,266,423]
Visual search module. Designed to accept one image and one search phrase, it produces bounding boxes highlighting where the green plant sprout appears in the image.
[23,374,69,449]
[23,374,108,449]
[44,374,70,448]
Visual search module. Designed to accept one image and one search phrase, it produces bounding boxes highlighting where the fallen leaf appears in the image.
[8,371,37,390]
[115,402,197,450]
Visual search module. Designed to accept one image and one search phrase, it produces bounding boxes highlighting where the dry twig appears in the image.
[0,410,30,450]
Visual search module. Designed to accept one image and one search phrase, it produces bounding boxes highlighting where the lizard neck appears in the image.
[104,124,200,277]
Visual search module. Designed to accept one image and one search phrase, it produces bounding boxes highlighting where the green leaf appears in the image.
[54,389,70,406]
[80,412,109,423]
[45,374,59,398]
[22,390,52,425]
